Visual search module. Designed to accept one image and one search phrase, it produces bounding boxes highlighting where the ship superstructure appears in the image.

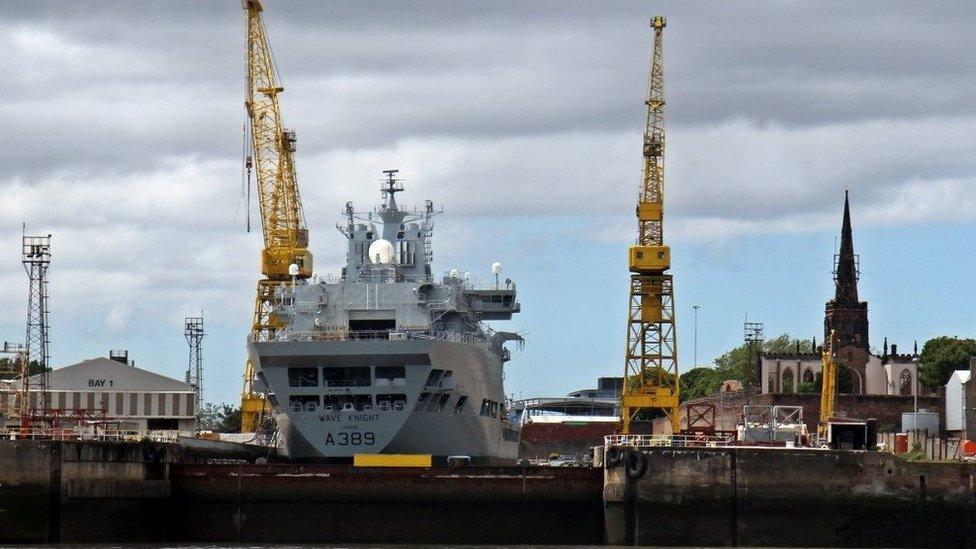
[248,171,523,462]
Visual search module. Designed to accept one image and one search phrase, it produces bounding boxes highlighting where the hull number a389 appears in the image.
[325,432,376,446]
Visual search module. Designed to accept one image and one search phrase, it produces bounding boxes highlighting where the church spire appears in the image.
[834,190,859,304]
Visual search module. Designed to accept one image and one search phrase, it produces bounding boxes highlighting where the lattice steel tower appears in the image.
[22,231,51,395]
[621,16,680,434]
[184,316,205,417]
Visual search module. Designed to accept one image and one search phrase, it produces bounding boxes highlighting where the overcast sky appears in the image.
[2,1,974,405]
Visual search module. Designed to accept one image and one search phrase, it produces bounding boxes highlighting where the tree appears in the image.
[679,367,721,402]
[712,333,813,389]
[918,336,976,388]
[198,403,243,433]
[680,333,813,398]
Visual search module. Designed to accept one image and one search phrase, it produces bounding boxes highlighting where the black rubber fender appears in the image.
[606,446,624,467]
[626,450,648,479]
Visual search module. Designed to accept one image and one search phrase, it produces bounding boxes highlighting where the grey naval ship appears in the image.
[248,171,523,463]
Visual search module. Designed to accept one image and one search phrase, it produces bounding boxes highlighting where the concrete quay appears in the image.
[0,440,603,544]
[604,446,976,547]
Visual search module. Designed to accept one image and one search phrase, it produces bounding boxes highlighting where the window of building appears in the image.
[453,395,468,414]
[802,369,814,383]
[289,395,320,412]
[323,366,371,388]
[324,394,372,412]
[899,369,913,396]
[288,367,319,387]
[782,369,794,394]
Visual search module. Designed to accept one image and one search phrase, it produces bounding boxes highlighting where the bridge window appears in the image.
[324,394,372,412]
[376,366,406,387]
[435,393,450,412]
[323,366,370,387]
[288,367,319,387]
[289,395,320,413]
[376,394,407,411]
[453,395,467,414]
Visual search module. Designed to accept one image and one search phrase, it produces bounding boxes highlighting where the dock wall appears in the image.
[0,440,603,544]
[605,447,976,547]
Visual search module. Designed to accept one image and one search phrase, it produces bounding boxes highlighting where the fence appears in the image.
[605,433,734,448]
[0,428,183,443]
[879,429,962,460]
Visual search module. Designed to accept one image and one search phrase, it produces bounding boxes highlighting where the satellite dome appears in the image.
[491,262,502,275]
[368,239,395,264]
[288,263,300,276]
[450,269,460,278]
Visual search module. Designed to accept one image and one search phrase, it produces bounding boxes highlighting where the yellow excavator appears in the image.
[240,0,313,432]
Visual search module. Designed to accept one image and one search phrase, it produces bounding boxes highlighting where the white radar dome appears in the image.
[368,239,395,264]
[491,262,502,275]
[288,263,300,276]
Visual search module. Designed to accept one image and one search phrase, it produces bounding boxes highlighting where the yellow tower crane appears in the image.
[620,16,680,434]
[818,329,838,438]
[240,0,313,432]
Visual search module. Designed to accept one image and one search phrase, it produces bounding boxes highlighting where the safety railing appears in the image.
[279,329,489,348]
[605,433,734,448]
[0,428,183,442]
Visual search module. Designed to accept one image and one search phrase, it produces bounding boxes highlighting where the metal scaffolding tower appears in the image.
[184,316,205,419]
[22,231,51,397]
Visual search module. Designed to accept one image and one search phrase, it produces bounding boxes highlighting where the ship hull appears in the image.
[249,338,518,463]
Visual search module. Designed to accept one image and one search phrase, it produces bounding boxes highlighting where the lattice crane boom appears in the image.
[241,0,313,431]
[620,16,680,434]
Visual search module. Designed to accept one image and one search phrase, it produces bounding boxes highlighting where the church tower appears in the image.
[824,191,870,392]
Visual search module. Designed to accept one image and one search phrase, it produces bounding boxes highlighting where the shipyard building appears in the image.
[0,351,196,431]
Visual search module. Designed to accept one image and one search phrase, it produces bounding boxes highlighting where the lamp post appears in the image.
[692,304,700,368]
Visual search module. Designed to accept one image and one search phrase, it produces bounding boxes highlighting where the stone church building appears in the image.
[760,192,920,396]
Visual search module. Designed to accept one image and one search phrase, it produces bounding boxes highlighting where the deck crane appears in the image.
[818,329,838,438]
[620,16,680,434]
[240,0,313,432]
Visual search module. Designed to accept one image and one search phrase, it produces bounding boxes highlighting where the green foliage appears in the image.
[0,357,50,378]
[713,333,813,389]
[902,442,927,462]
[679,367,721,402]
[918,336,976,388]
[680,333,813,399]
[198,402,243,433]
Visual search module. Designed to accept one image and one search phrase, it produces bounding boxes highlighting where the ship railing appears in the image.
[605,433,734,449]
[0,428,183,443]
[279,329,489,348]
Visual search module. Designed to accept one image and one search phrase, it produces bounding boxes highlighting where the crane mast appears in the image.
[620,16,680,434]
[241,0,313,432]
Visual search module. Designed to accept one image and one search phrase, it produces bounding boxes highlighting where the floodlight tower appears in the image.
[22,230,51,398]
[184,316,205,420]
